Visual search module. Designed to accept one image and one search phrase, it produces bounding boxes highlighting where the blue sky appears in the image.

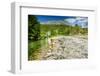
[35,15,88,28]
[36,15,76,23]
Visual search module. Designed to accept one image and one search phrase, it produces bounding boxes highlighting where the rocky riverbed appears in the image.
[33,35,88,60]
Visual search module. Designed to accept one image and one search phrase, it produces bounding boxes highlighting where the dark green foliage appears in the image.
[28,15,41,59]
[28,15,40,41]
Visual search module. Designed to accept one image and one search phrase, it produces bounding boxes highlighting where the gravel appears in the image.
[39,35,88,60]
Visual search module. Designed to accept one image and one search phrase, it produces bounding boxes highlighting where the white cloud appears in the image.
[76,17,88,28]
[64,18,76,25]
[64,18,76,26]
[76,17,88,23]
[64,17,88,28]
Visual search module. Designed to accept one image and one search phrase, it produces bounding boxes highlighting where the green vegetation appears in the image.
[40,24,88,38]
[28,15,40,41]
[28,15,88,60]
